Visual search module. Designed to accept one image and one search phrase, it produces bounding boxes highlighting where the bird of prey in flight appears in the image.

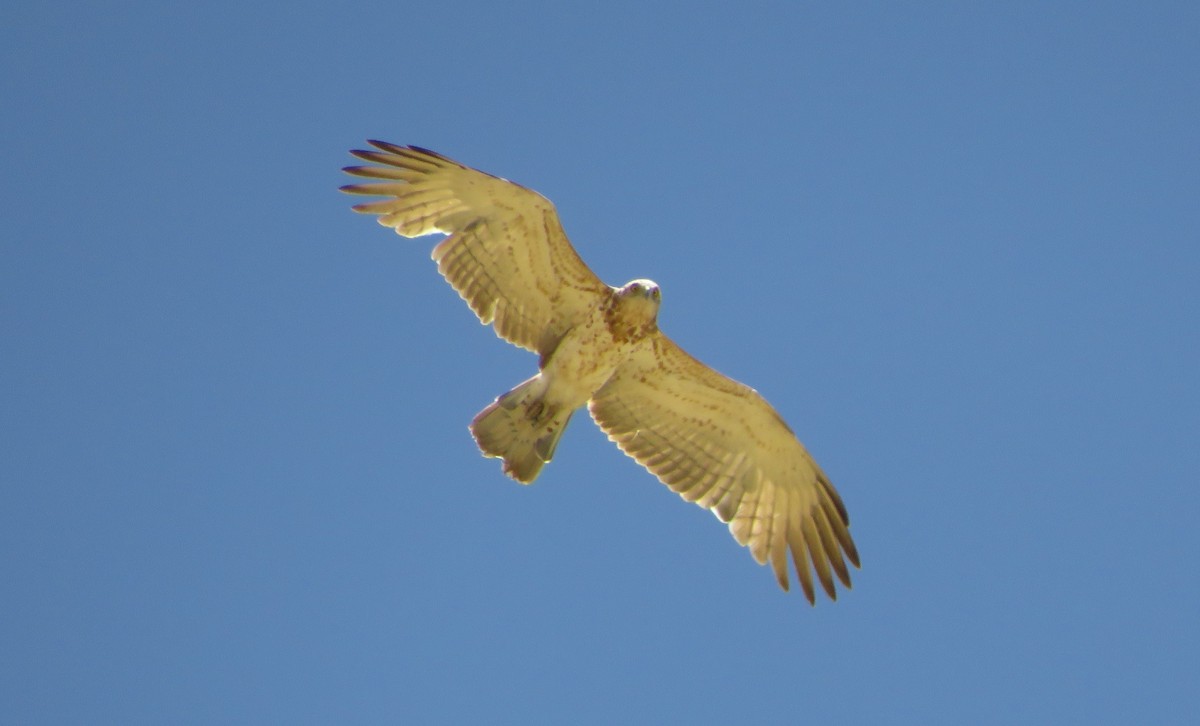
[341,142,859,603]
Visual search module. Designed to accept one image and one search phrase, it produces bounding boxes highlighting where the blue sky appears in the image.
[3,1,1198,723]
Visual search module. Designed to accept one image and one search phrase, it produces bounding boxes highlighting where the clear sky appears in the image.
[3,1,1198,723]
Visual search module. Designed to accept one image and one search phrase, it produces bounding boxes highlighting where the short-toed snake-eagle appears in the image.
[342,142,859,603]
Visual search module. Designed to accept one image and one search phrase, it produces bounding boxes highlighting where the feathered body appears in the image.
[471,279,661,482]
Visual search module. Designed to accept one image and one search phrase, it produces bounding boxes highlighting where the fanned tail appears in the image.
[469,376,573,483]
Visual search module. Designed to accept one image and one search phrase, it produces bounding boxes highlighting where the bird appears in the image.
[340,141,859,603]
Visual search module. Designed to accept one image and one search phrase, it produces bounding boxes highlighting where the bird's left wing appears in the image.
[341,142,610,357]
[588,332,860,603]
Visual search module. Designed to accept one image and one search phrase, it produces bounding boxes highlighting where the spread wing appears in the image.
[341,141,610,356]
[588,333,860,603]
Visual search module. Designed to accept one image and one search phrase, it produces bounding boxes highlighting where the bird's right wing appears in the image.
[342,142,610,357]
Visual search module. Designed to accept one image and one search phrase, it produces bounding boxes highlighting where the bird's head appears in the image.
[619,278,661,301]
[609,279,661,338]
[617,279,662,314]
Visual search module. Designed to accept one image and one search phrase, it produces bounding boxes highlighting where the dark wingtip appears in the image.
[366,139,402,153]
[845,541,862,569]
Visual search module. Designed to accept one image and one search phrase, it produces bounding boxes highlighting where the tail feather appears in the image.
[469,377,573,483]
